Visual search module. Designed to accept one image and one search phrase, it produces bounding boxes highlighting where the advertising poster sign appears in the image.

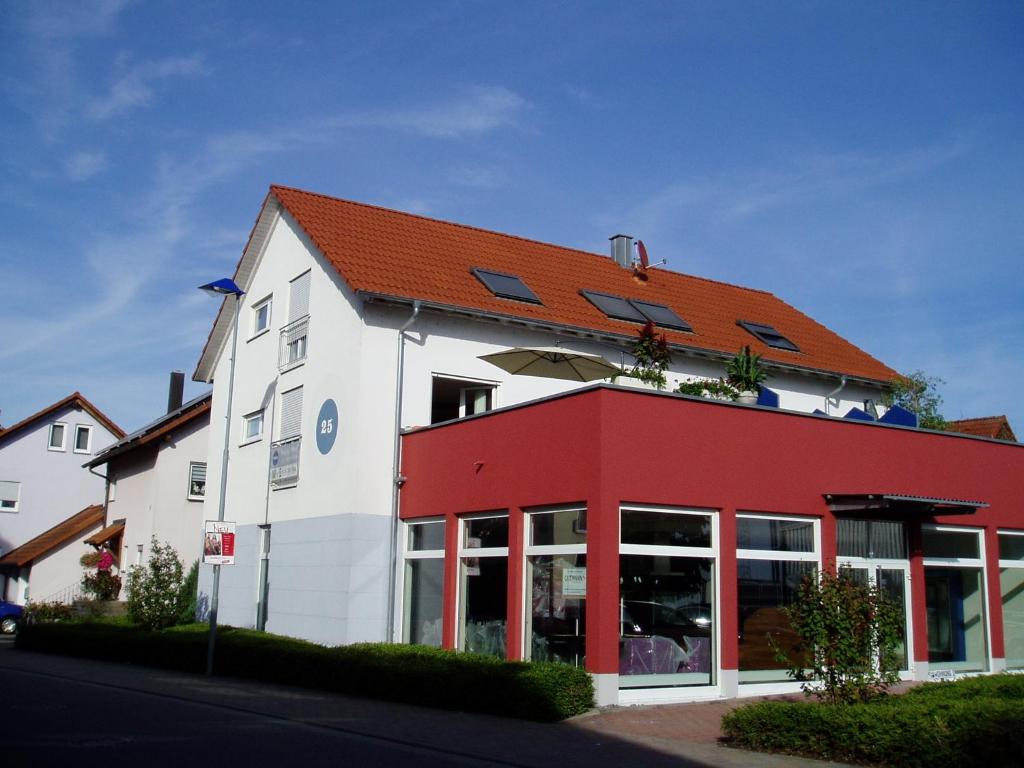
[203,520,236,565]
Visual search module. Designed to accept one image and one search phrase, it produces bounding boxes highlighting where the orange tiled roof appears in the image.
[948,416,1017,442]
[0,392,124,445]
[267,186,897,383]
[0,504,104,568]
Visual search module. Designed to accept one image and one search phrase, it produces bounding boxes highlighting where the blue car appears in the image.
[1,601,23,634]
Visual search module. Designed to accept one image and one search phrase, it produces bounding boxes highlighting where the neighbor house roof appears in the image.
[948,416,1017,442]
[85,392,211,469]
[0,392,124,446]
[0,504,104,568]
[195,185,899,385]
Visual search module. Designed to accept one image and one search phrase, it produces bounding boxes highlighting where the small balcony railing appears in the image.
[279,315,309,372]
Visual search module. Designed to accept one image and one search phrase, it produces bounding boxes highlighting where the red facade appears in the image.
[399,385,1024,685]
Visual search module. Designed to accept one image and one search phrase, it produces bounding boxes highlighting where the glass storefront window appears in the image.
[619,507,716,690]
[737,517,814,552]
[403,519,445,647]
[531,509,586,547]
[923,527,988,673]
[999,532,1024,669]
[459,514,509,658]
[837,519,907,559]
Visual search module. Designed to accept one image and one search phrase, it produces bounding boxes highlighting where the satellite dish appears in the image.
[636,240,650,269]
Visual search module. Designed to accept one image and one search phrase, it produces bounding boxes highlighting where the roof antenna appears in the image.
[632,239,667,281]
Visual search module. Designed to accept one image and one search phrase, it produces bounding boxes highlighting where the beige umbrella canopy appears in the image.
[479,347,622,382]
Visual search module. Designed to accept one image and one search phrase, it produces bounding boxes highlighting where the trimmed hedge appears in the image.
[722,677,1024,767]
[15,622,593,722]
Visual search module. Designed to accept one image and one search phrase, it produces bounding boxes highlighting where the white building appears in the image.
[0,393,123,604]
[193,185,899,645]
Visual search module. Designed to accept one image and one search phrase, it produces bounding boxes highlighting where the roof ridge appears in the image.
[269,184,773,297]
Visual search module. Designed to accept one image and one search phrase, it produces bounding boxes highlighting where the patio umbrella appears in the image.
[479,347,622,382]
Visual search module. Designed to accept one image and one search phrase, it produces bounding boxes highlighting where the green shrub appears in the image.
[722,677,1024,767]
[126,538,185,629]
[23,601,75,624]
[14,622,594,721]
[176,560,199,625]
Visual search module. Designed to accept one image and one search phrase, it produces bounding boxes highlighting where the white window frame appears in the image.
[523,506,587,663]
[108,476,117,503]
[618,504,720,704]
[187,461,207,501]
[998,530,1024,670]
[431,373,500,420]
[401,518,447,645]
[250,295,272,340]
[921,524,992,673]
[73,424,93,454]
[0,481,21,513]
[455,511,510,653]
[735,513,820,691]
[241,410,265,445]
[48,422,67,451]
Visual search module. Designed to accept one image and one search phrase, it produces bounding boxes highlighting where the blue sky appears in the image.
[1,1,1022,434]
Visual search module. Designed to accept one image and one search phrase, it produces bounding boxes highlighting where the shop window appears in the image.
[737,515,819,683]
[430,376,495,424]
[403,520,446,647]
[458,514,508,658]
[923,526,989,673]
[837,519,907,559]
[525,508,587,667]
[619,507,717,689]
[998,531,1024,669]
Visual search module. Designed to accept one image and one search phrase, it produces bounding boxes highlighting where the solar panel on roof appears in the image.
[628,300,693,332]
[579,290,646,323]
[471,268,542,304]
[737,320,800,352]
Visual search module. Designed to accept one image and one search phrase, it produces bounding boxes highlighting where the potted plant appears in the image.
[626,322,671,390]
[726,346,766,404]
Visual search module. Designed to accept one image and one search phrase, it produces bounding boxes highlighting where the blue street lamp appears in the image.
[199,277,244,676]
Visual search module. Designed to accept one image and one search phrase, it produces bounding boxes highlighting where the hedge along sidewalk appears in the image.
[15,622,593,722]
[721,675,1024,768]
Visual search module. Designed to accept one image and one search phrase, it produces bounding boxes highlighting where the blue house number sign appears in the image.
[316,399,338,455]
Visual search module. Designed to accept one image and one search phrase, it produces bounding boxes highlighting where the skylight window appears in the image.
[471,268,542,304]
[737,320,799,352]
[580,290,693,332]
[579,291,646,323]
[629,300,693,332]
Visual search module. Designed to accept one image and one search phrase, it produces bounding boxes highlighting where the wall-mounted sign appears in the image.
[562,567,587,597]
[270,437,301,487]
[316,399,338,455]
[203,521,236,565]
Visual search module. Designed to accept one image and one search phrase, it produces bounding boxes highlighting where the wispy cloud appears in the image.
[323,86,528,139]
[448,165,504,188]
[65,150,107,180]
[86,54,206,121]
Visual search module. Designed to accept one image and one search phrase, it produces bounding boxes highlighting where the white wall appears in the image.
[108,413,209,585]
[24,523,103,604]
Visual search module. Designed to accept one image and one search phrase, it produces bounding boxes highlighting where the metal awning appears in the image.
[824,494,989,516]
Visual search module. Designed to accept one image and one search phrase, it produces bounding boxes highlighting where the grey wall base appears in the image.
[197,513,390,646]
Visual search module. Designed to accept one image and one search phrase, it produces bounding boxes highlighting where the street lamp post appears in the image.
[199,278,245,676]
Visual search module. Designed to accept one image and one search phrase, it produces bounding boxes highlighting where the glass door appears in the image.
[838,561,912,672]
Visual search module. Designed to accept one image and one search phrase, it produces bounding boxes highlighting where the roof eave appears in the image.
[360,292,893,388]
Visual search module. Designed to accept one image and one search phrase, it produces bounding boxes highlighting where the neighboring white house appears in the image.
[85,377,211,590]
[192,185,900,645]
[0,393,123,603]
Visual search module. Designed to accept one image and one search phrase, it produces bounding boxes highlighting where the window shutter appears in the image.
[0,480,20,505]
[190,463,207,484]
[279,387,304,439]
[288,272,311,323]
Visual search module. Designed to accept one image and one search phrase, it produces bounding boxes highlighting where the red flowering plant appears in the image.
[628,321,671,390]
[81,548,121,600]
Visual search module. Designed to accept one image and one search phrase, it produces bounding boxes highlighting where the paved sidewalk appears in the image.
[1,641,852,767]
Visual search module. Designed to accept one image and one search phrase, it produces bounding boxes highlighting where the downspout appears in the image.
[386,301,422,641]
[825,375,848,415]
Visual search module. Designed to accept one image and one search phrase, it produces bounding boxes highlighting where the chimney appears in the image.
[609,234,633,269]
[167,371,185,413]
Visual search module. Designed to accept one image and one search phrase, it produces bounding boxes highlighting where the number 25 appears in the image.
[320,418,333,434]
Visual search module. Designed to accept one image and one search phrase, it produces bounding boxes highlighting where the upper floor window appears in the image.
[188,462,207,501]
[73,425,92,454]
[0,481,20,513]
[280,272,311,371]
[430,375,495,424]
[737,320,799,352]
[251,295,272,338]
[242,410,265,444]
[471,268,542,304]
[48,422,67,451]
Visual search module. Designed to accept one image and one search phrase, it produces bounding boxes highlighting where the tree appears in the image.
[126,538,186,630]
[882,370,947,430]
[774,570,904,704]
